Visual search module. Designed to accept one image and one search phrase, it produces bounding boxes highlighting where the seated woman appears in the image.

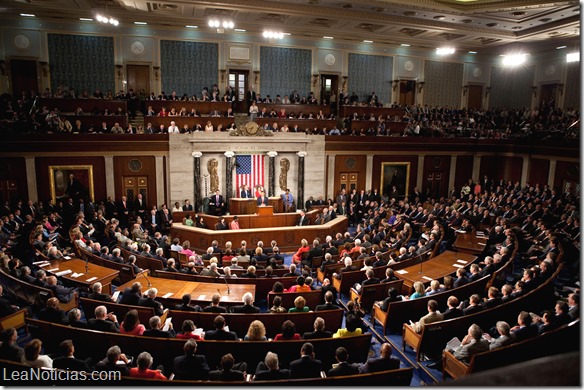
[271,281,284,294]
[176,319,202,340]
[291,239,310,264]
[244,320,267,341]
[22,339,53,368]
[333,313,363,338]
[181,240,194,257]
[379,287,405,312]
[269,295,287,313]
[409,281,427,300]
[205,121,214,132]
[120,309,145,335]
[273,320,300,341]
[288,296,310,313]
[425,280,445,296]
[183,214,194,226]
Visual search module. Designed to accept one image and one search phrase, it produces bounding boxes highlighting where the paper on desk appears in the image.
[86,276,97,282]
[112,291,120,301]
[478,242,486,246]
[220,295,228,301]
[452,264,464,268]
[162,317,172,332]
[63,256,72,260]
[421,276,433,281]
[71,272,84,278]
[197,295,206,300]
[396,270,408,274]
[456,259,468,264]
[33,260,50,265]
[162,292,173,298]
[39,262,51,267]
[47,268,59,272]
[55,269,72,277]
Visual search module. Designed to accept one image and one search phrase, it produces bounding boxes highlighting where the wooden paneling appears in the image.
[0,157,28,203]
[455,155,474,190]
[10,60,38,97]
[113,156,157,207]
[257,103,330,116]
[480,156,522,184]
[39,98,127,114]
[146,101,230,115]
[372,155,418,197]
[340,106,405,118]
[35,157,106,203]
[529,158,551,187]
[423,155,451,197]
[554,161,579,192]
[334,155,367,197]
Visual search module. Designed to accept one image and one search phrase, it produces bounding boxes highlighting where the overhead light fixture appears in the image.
[501,53,527,66]
[186,25,198,28]
[96,14,119,26]
[363,40,373,43]
[323,36,334,39]
[79,18,93,21]
[468,51,477,54]
[209,19,234,32]
[400,43,410,47]
[566,52,579,62]
[234,28,246,32]
[436,47,455,55]
[556,45,567,49]
[20,13,35,17]
[263,31,285,39]
[134,21,147,25]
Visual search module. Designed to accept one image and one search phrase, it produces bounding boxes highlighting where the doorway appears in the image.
[399,80,416,106]
[10,59,38,97]
[425,171,445,199]
[229,70,248,113]
[540,84,558,107]
[122,176,148,204]
[320,74,339,113]
[126,65,150,94]
[467,85,483,110]
[339,172,359,193]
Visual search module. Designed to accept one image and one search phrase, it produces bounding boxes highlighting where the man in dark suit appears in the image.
[442,296,464,320]
[327,347,359,377]
[315,291,340,312]
[88,282,113,302]
[289,342,323,379]
[230,292,260,313]
[0,328,24,363]
[360,343,400,373]
[205,315,238,340]
[253,351,290,381]
[52,340,91,372]
[209,190,225,216]
[110,248,124,264]
[453,268,469,288]
[87,305,120,333]
[172,339,210,380]
[143,315,176,338]
[46,276,76,304]
[510,311,539,342]
[38,297,68,325]
[138,287,164,316]
[256,191,269,207]
[119,282,142,305]
[203,293,228,313]
[302,317,332,339]
[209,353,245,381]
[182,199,194,211]
[297,210,309,226]
[174,294,202,312]
[117,196,131,228]
[133,193,147,220]
[239,186,253,199]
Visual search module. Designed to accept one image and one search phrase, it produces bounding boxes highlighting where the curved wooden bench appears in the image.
[118,246,164,274]
[80,297,168,326]
[0,309,28,332]
[78,247,143,284]
[267,289,324,311]
[349,279,404,313]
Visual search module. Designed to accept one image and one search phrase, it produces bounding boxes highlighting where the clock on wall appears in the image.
[324,53,336,66]
[14,34,30,49]
[130,40,145,55]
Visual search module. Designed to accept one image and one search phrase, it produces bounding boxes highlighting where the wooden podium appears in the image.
[230,197,283,215]
[256,205,274,216]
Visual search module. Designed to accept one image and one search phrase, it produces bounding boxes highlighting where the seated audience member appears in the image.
[94,345,130,376]
[289,342,323,379]
[453,267,469,288]
[288,276,311,293]
[176,319,202,340]
[119,309,145,336]
[318,278,338,301]
[38,297,68,325]
[450,324,489,364]
[244,320,267,341]
[205,315,238,340]
[483,321,514,349]
[209,353,245,382]
[510,311,539,342]
[288,296,310,313]
[269,295,287,313]
[442,296,463,320]
[315,290,340,311]
[119,282,142,306]
[129,351,167,380]
[172,339,210,380]
[554,301,572,326]
[52,339,91,372]
[88,282,113,302]
[46,275,76,304]
[359,343,400,373]
[292,239,310,264]
[333,313,362,338]
[413,300,444,333]
[22,339,53,368]
[568,293,579,320]
[354,268,380,293]
[180,261,198,275]
[0,328,24,362]
[328,347,359,377]
[67,308,87,329]
[240,265,258,278]
[200,262,221,277]
[425,280,444,296]
[283,263,299,277]
[482,286,502,309]
[87,305,119,333]
[302,317,332,340]
[274,320,301,340]
[144,315,175,338]
[409,281,426,299]
[163,258,179,273]
[138,287,164,316]
[462,294,484,315]
[230,292,260,313]
[203,293,228,313]
[175,293,202,312]
[253,352,290,381]
[381,268,399,284]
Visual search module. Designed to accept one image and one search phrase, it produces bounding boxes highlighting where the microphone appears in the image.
[141,270,152,287]
[223,275,231,295]
[85,255,89,275]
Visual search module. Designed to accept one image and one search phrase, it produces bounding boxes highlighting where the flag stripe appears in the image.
[235,154,264,193]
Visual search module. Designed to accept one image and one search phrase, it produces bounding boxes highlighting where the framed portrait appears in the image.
[380,162,410,199]
[49,165,94,204]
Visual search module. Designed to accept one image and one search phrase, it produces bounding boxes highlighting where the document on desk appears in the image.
[162,292,173,298]
[478,242,486,246]
[197,295,206,300]
[396,270,408,275]
[456,259,468,264]
[112,291,121,301]
[421,276,433,281]
[47,268,59,272]
[452,264,464,268]
[70,272,84,278]
[55,269,72,277]
[86,277,97,282]
[63,256,72,260]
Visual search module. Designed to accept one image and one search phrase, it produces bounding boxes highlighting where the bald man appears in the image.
[359,343,400,373]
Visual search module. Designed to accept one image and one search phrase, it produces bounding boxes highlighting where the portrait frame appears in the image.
[380,162,410,199]
[49,165,95,204]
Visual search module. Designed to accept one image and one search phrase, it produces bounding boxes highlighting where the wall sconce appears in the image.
[153,66,160,81]
[220,69,226,83]
[531,85,537,98]
[0,60,5,76]
[462,85,469,96]
[312,74,319,87]
[115,64,123,79]
[558,83,564,95]
[253,70,260,84]
[39,61,48,77]
[417,82,425,93]
[392,80,400,91]
[485,86,491,97]
[342,76,348,89]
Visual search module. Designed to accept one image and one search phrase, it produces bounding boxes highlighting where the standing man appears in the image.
[257,191,269,207]
[133,193,147,221]
[209,190,225,216]
[117,196,130,228]
[240,185,252,199]
[183,199,193,211]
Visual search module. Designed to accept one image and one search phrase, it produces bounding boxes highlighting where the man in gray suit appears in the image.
[452,324,489,363]
[413,300,444,334]
[484,321,515,350]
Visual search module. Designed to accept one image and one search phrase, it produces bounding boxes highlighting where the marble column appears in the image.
[521,156,530,186]
[548,160,557,188]
[104,156,115,199]
[448,156,457,193]
[267,151,278,197]
[25,157,37,202]
[416,155,425,192]
[472,155,481,181]
[224,151,235,202]
[192,152,202,212]
[297,151,307,211]
[365,155,373,191]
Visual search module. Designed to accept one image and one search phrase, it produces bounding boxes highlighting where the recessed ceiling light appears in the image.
[556,46,567,49]
[436,47,455,55]
[363,40,373,43]
[401,43,410,47]
[468,51,477,54]
[234,28,246,32]
[79,18,93,21]
[567,52,580,62]
[186,25,198,28]
[20,13,35,17]
[134,21,147,25]
[323,36,334,39]
[283,33,291,36]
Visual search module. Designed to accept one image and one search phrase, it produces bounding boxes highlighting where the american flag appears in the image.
[235,154,265,192]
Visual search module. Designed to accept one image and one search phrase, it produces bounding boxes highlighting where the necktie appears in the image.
[216,195,219,204]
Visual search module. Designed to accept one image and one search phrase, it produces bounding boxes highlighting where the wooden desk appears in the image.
[116,276,254,306]
[255,118,338,131]
[350,120,408,135]
[339,106,405,118]
[453,232,488,255]
[39,98,127,114]
[44,258,119,294]
[395,251,476,293]
[146,101,231,115]
[144,116,236,132]
[63,114,128,129]
[230,197,282,214]
[256,103,330,116]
